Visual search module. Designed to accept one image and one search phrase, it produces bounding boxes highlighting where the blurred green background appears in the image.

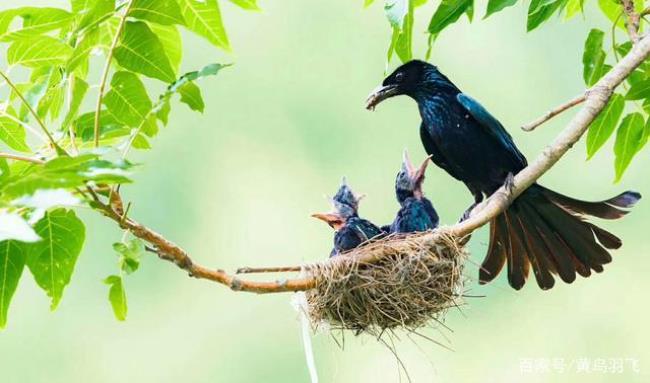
[1,1,649,382]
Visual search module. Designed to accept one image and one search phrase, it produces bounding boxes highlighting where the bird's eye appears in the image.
[395,72,404,82]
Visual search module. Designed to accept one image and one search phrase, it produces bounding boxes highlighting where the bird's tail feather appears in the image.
[479,185,641,290]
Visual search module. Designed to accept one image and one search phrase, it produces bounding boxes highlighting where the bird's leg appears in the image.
[459,189,484,222]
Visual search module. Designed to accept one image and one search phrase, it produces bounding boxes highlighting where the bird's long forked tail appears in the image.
[480,185,641,290]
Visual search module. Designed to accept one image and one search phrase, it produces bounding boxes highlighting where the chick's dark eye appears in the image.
[395,72,404,82]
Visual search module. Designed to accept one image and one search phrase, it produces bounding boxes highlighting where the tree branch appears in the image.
[94,0,133,148]
[621,0,641,44]
[89,35,650,294]
[521,93,586,131]
[90,192,316,293]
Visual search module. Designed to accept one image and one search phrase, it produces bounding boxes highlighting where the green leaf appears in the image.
[156,100,171,126]
[129,0,185,25]
[76,0,115,32]
[38,81,66,122]
[132,133,151,149]
[67,27,99,75]
[428,0,473,35]
[178,0,230,51]
[586,93,624,158]
[10,80,48,122]
[0,213,41,243]
[155,63,228,114]
[104,71,153,128]
[25,209,85,310]
[73,109,126,141]
[149,24,182,75]
[564,0,584,20]
[0,240,27,329]
[114,21,176,82]
[1,154,132,198]
[0,159,9,183]
[104,275,127,321]
[626,79,650,100]
[113,239,143,274]
[614,113,646,181]
[582,29,606,86]
[0,7,73,41]
[179,82,205,112]
[62,77,89,131]
[7,36,73,68]
[485,0,518,19]
[627,70,646,86]
[388,0,414,63]
[229,0,261,11]
[598,0,625,30]
[527,0,567,32]
[0,116,30,153]
[71,0,95,13]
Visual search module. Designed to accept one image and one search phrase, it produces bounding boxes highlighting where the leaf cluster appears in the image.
[0,0,254,328]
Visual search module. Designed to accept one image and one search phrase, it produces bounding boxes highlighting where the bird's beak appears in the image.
[365,84,399,111]
[414,155,432,182]
[311,212,344,230]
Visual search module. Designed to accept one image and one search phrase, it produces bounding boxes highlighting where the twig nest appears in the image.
[305,229,467,335]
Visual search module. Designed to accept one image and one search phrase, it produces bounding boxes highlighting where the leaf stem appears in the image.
[0,152,45,164]
[0,70,58,149]
[94,0,134,148]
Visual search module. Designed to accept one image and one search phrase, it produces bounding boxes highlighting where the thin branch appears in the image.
[521,93,586,131]
[237,265,305,274]
[0,152,45,164]
[94,0,133,148]
[88,35,650,294]
[91,194,316,293]
[0,70,58,149]
[621,0,641,44]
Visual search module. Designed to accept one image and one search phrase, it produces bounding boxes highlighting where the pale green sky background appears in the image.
[1,1,649,382]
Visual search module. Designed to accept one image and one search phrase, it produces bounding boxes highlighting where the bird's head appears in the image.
[332,177,364,213]
[312,180,362,230]
[365,60,452,110]
[395,150,431,203]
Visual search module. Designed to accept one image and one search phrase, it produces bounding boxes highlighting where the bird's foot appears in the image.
[504,172,515,195]
[459,202,478,222]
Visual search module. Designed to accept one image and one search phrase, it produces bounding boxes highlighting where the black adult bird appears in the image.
[366,59,641,290]
[388,150,439,233]
[313,181,383,257]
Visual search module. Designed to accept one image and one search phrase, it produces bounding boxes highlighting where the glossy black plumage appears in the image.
[367,60,641,290]
[388,151,439,233]
[313,180,383,257]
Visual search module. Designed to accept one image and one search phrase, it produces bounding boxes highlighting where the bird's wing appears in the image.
[456,93,527,166]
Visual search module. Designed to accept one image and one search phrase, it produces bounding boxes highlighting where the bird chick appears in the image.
[388,150,439,233]
[313,181,383,257]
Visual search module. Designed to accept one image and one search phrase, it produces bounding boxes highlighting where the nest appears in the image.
[305,228,467,336]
